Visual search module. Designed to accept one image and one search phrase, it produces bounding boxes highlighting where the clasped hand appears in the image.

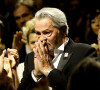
[33,40,53,77]
[0,48,19,78]
[12,31,27,51]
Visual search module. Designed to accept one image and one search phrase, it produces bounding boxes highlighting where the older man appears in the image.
[18,7,97,90]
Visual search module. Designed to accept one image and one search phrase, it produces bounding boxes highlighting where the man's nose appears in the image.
[20,17,26,23]
[39,34,47,42]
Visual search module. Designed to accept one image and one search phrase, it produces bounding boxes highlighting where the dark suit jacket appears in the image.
[19,45,26,63]
[96,56,100,62]
[18,38,97,90]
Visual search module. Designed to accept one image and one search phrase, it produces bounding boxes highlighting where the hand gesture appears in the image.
[33,40,53,76]
[0,49,13,78]
[7,48,19,69]
[12,31,27,51]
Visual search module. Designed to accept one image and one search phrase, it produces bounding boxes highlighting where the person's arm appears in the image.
[12,31,27,63]
[7,48,20,89]
[12,31,23,51]
[12,68,19,89]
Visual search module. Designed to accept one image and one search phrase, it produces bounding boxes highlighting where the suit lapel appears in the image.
[57,38,74,71]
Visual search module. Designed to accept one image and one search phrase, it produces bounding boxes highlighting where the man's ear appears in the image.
[59,26,67,37]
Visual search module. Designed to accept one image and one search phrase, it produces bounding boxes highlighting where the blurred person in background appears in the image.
[67,57,100,90]
[85,9,100,45]
[16,19,38,82]
[12,0,36,63]
[84,9,100,55]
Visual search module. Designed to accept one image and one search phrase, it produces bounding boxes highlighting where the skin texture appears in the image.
[28,33,38,52]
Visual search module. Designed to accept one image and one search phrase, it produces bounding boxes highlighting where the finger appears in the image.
[0,49,6,64]
[14,34,19,43]
[16,31,22,41]
[9,56,16,68]
[44,45,48,54]
[36,42,43,57]
[35,44,41,59]
[7,48,17,53]
[39,40,48,55]
[21,38,27,44]
[1,49,6,58]
[22,34,27,40]
[38,40,46,55]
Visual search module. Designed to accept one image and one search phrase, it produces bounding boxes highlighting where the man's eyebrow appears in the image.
[35,29,51,32]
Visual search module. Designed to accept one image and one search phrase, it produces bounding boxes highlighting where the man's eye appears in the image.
[45,32,50,34]
[31,42,35,44]
[15,17,20,20]
[44,31,52,37]
[22,14,29,17]
[36,32,41,35]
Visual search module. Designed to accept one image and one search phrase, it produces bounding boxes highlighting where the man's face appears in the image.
[13,5,34,29]
[28,33,38,52]
[34,18,64,55]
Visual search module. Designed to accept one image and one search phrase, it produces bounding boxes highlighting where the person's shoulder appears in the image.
[96,56,100,62]
[74,42,94,49]
[69,38,93,49]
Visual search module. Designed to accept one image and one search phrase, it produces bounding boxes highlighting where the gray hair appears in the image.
[34,7,69,35]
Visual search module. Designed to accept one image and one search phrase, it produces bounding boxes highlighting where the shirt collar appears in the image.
[54,38,69,55]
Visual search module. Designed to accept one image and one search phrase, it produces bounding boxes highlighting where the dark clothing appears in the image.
[18,45,26,63]
[96,56,100,62]
[18,38,97,90]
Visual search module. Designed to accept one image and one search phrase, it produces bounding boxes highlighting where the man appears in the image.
[18,7,97,90]
[13,0,35,30]
[12,0,36,63]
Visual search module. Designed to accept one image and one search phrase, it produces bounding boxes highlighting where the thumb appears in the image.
[1,49,6,58]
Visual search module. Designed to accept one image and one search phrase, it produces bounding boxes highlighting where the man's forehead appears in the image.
[34,19,54,31]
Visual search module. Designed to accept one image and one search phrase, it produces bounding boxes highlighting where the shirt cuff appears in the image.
[47,69,53,76]
[31,70,42,82]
